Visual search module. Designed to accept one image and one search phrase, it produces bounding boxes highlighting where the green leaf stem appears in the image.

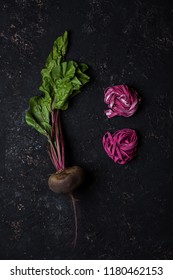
[25,31,90,137]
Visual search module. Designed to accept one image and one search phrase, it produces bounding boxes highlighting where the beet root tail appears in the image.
[70,194,78,248]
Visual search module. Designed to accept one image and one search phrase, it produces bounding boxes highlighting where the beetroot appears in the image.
[48,166,85,194]
[25,31,90,247]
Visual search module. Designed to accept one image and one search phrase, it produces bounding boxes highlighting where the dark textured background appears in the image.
[0,0,173,260]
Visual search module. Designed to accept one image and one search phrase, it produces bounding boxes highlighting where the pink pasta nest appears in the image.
[104,85,141,118]
[103,128,138,164]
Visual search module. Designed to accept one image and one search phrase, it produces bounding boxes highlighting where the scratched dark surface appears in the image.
[0,0,173,260]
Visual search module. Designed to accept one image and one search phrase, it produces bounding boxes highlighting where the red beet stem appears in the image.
[49,109,65,171]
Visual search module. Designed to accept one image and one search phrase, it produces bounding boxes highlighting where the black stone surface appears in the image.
[0,0,173,260]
